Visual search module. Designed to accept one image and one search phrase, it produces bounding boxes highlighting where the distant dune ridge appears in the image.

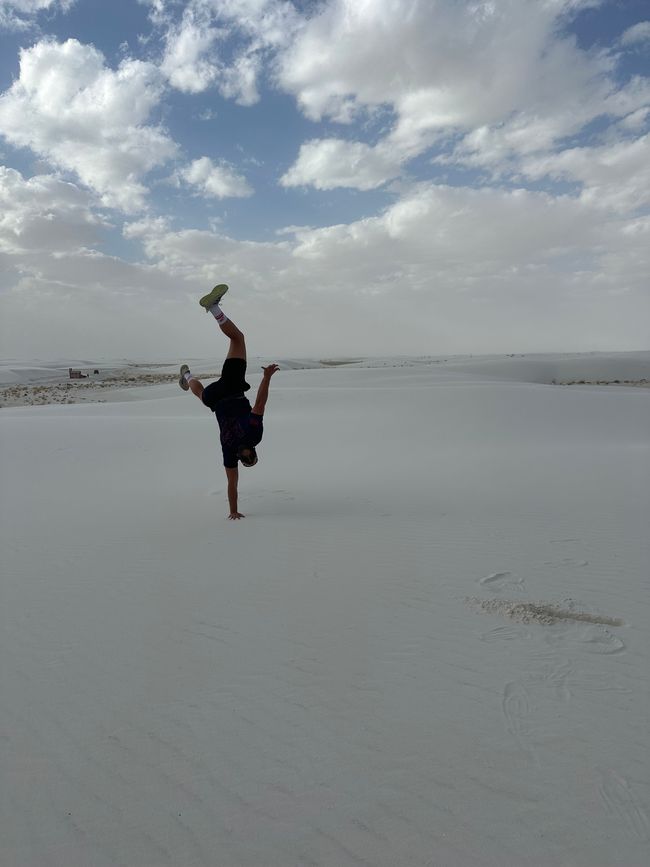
[1,351,649,407]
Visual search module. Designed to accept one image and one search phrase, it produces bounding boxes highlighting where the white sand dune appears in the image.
[1,355,649,866]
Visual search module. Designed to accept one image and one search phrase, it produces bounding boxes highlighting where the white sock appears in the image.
[183,371,193,383]
[210,304,228,325]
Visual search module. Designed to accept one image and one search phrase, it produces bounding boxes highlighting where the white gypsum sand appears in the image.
[1,354,649,867]
[0,361,224,408]
[1,351,649,409]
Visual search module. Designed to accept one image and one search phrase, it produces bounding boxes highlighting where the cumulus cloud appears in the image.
[0,39,177,212]
[278,0,596,129]
[521,133,650,214]
[619,106,650,131]
[120,182,614,289]
[2,0,65,7]
[161,8,221,93]
[277,0,646,190]
[0,165,107,254]
[179,156,253,198]
[620,21,650,46]
[3,170,649,357]
[280,138,400,190]
[289,183,605,278]
[0,165,191,357]
[0,0,74,30]
[217,50,261,105]
[2,1,649,359]
[199,0,300,52]
[446,72,650,175]
[157,0,300,103]
[123,178,649,346]
[147,1,649,194]
[160,5,256,101]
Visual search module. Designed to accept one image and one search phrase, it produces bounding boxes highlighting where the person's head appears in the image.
[238,444,258,467]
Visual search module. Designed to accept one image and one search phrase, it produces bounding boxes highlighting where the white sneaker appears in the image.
[179,364,190,391]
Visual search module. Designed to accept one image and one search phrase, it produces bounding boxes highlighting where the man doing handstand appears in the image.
[179,284,279,520]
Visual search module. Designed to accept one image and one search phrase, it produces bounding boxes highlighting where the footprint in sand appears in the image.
[599,769,650,841]
[530,659,573,702]
[579,626,626,655]
[501,682,537,763]
[478,572,525,594]
[480,625,530,643]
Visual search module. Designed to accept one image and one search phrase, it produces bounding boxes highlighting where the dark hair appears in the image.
[237,445,258,467]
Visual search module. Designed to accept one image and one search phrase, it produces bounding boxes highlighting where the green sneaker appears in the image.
[199,283,228,312]
[179,363,190,391]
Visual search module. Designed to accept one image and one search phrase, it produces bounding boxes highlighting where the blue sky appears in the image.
[0,0,648,359]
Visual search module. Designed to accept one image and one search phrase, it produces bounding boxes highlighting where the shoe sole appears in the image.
[179,364,190,391]
[199,283,229,311]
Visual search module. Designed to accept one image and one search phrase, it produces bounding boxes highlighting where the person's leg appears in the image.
[220,318,246,360]
[188,377,204,400]
[209,304,246,360]
[200,283,247,361]
[179,364,205,400]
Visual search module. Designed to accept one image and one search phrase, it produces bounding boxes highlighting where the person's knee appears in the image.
[230,335,246,355]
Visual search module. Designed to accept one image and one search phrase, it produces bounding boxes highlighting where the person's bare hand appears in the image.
[262,364,280,378]
[228,512,245,520]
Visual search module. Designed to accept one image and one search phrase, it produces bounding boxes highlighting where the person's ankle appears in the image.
[210,304,228,324]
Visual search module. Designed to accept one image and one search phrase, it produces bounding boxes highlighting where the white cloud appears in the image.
[217,51,261,105]
[200,0,300,50]
[0,39,177,212]
[280,138,400,190]
[2,0,62,6]
[620,21,650,46]
[3,173,649,358]
[179,156,253,198]
[290,183,605,275]
[619,106,650,131]
[447,96,633,174]
[0,168,192,358]
[161,8,221,93]
[2,0,649,359]
[0,1,74,30]
[1,0,69,11]
[124,181,604,286]
[117,179,649,355]
[278,0,593,129]
[160,4,259,101]
[277,0,646,189]
[448,72,647,181]
[157,0,300,103]
[122,215,170,241]
[0,165,108,254]
[521,133,650,214]
[425,60,650,184]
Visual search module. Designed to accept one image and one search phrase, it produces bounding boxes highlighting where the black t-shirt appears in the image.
[215,396,263,468]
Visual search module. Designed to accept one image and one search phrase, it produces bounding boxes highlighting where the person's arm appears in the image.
[251,364,280,415]
[225,466,244,519]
